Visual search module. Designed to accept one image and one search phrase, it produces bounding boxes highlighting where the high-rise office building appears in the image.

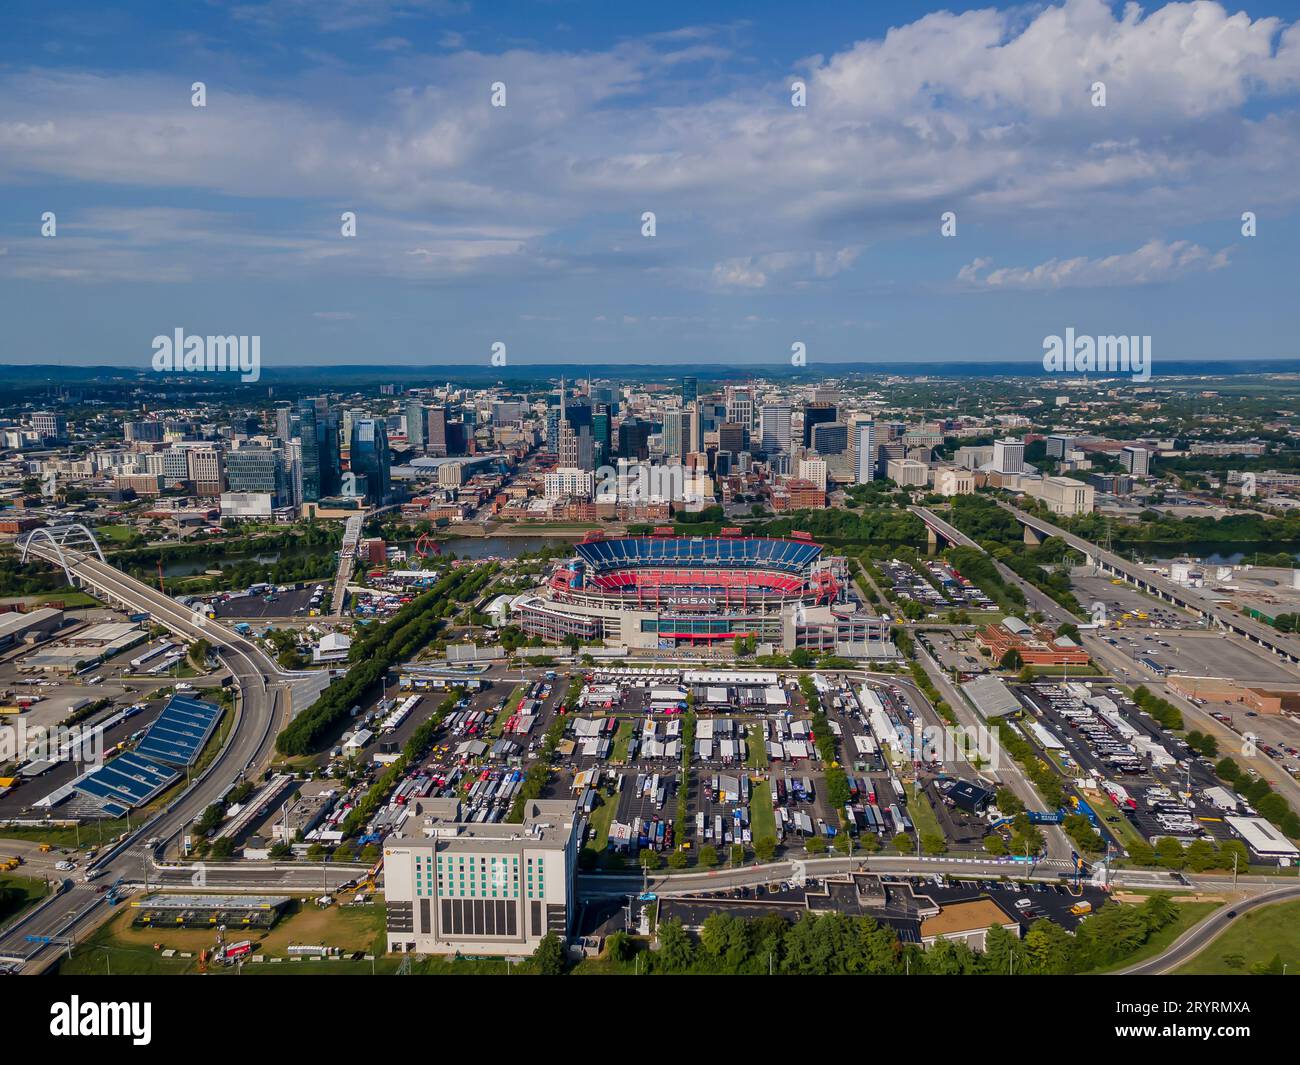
[681,376,698,406]
[724,386,754,431]
[855,423,877,484]
[592,407,612,468]
[350,419,391,504]
[759,404,792,455]
[406,399,426,451]
[811,422,848,456]
[802,402,837,447]
[226,447,287,503]
[297,397,340,501]
[424,406,448,457]
[662,410,690,461]
[618,418,649,461]
[992,438,1025,475]
[273,403,295,443]
[717,421,747,456]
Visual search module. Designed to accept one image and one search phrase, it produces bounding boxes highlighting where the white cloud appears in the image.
[956,238,1232,289]
[0,2,1296,288]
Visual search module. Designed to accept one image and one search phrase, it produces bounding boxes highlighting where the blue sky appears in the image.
[2,0,1300,371]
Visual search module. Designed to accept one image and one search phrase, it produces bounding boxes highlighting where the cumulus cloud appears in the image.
[956,238,1232,289]
[0,0,1296,288]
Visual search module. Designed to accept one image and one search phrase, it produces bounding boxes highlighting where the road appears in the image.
[1115,882,1300,975]
[0,544,294,969]
[1002,503,1300,664]
[910,505,1070,624]
[910,639,1074,860]
[579,853,1291,899]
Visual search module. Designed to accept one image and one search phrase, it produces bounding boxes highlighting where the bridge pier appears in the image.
[926,525,938,555]
[1023,524,1044,547]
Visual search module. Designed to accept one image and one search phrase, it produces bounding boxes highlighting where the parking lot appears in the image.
[1016,681,1234,848]
[1070,569,1197,629]
[1100,630,1300,686]
[211,586,319,620]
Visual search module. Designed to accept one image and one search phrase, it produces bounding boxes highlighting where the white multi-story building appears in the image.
[544,467,595,501]
[384,798,579,957]
[1023,476,1096,515]
[932,467,975,496]
[886,458,929,487]
[759,404,792,455]
[854,423,876,484]
[1120,445,1150,477]
[798,457,828,491]
[725,385,755,431]
[991,438,1025,475]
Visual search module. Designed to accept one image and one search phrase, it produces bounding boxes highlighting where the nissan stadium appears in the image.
[510,529,895,657]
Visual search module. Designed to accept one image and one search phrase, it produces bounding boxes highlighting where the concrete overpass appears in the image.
[909,505,983,554]
[909,505,1070,624]
[331,512,364,615]
[0,530,295,969]
[999,504,1300,666]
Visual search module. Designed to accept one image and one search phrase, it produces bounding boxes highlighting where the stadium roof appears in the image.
[575,535,820,574]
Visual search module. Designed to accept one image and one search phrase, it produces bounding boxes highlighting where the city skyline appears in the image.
[2,0,1300,369]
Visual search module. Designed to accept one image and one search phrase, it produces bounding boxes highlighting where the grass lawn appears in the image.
[1023,664,1103,677]
[1082,900,1222,974]
[584,789,620,863]
[907,788,947,851]
[60,900,393,975]
[611,719,634,763]
[0,873,50,924]
[745,723,768,769]
[1173,899,1300,975]
[750,776,776,842]
[95,524,138,544]
[490,684,526,738]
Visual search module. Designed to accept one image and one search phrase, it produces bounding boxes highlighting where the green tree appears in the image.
[697,844,718,868]
[604,931,632,963]
[526,932,567,975]
[655,918,695,972]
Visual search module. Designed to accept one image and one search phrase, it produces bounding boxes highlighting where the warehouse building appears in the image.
[0,607,65,651]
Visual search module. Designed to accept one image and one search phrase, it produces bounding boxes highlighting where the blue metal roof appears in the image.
[73,750,180,811]
[134,694,223,767]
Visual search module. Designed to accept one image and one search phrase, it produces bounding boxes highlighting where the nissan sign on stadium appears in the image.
[664,595,718,608]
